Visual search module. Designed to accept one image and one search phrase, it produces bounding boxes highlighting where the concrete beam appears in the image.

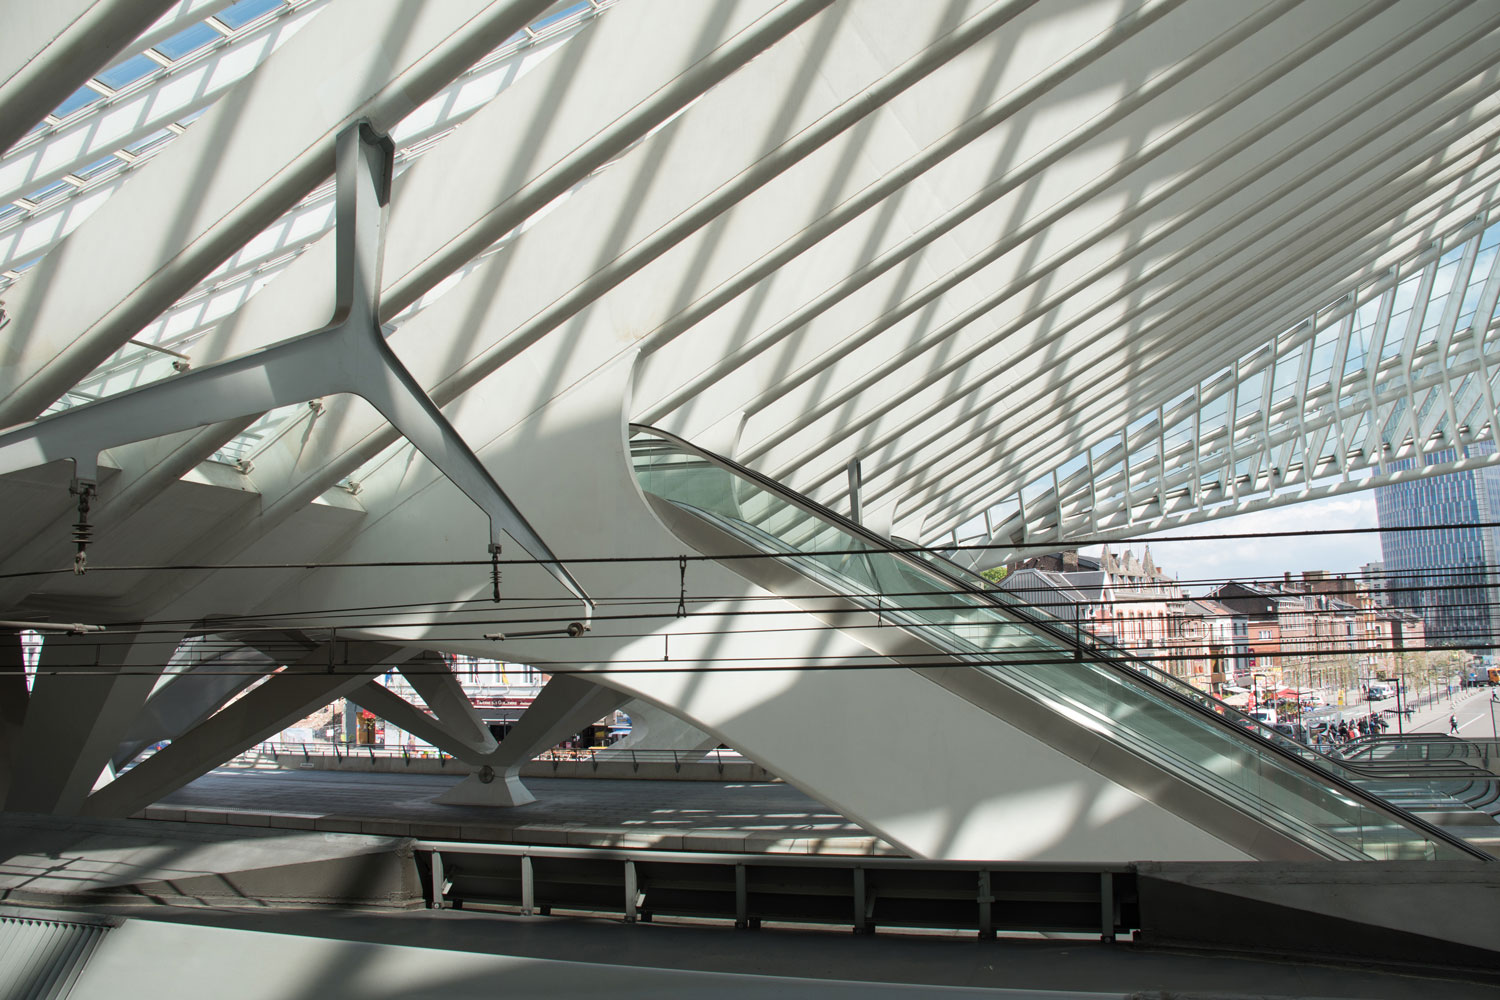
[110,635,293,769]
[600,698,720,760]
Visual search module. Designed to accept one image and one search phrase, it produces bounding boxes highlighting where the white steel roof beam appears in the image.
[27,0,923,615]
[0,0,828,596]
[908,176,1498,538]
[916,168,1500,538]
[939,152,1500,520]
[0,2,321,212]
[632,0,1195,426]
[0,0,181,155]
[876,106,1500,527]
[728,0,1451,475]
[858,119,1500,524]
[811,101,1500,528]
[932,191,1500,544]
[0,0,557,428]
[135,0,1048,527]
[734,7,1498,498]
[31,6,614,394]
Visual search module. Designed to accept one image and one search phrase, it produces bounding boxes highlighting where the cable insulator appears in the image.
[70,483,95,576]
[489,542,502,603]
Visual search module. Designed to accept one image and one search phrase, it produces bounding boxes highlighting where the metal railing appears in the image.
[237,741,752,774]
[415,840,1135,940]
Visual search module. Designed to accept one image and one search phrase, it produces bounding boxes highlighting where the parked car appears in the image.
[1273,722,1311,745]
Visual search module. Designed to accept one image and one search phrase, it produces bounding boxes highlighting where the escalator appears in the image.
[631,426,1493,862]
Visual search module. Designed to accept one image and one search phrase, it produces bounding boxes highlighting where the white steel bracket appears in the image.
[0,122,592,617]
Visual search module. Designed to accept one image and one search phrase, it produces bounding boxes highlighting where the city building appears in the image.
[1375,444,1500,647]
[1210,573,1430,705]
[1002,545,1247,690]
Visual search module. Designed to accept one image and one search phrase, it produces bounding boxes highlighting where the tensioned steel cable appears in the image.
[3,519,1500,581]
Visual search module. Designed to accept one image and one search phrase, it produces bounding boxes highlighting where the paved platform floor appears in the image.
[48,900,1500,999]
[152,768,896,854]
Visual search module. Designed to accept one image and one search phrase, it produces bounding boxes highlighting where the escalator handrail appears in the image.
[631,425,1493,861]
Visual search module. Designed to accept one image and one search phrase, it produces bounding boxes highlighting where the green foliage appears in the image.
[979,566,1008,586]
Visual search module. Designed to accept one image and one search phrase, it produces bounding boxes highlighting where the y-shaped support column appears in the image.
[82,639,414,818]
[0,122,591,618]
[435,673,628,807]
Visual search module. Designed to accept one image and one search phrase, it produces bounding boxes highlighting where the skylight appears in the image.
[155,22,222,61]
[95,53,160,92]
[52,86,103,119]
[215,0,286,30]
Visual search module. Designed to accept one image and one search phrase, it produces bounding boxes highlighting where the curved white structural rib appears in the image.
[1,0,1498,861]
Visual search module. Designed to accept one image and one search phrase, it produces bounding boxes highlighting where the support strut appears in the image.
[0,123,591,620]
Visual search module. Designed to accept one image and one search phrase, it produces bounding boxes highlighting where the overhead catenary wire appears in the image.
[22,575,1500,640]
[4,518,1500,582]
[6,638,1494,677]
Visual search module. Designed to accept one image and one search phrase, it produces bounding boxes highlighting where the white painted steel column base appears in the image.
[435,769,536,808]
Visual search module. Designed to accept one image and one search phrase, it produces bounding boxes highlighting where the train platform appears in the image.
[144,767,898,855]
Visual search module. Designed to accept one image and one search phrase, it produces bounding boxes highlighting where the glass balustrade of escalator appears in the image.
[630,427,1484,861]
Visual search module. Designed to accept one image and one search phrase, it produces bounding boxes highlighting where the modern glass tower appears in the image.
[1374,443,1500,648]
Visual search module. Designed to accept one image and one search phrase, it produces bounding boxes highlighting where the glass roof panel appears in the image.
[125,127,175,157]
[52,86,103,119]
[23,179,71,205]
[155,22,222,61]
[532,3,590,32]
[95,53,160,91]
[215,0,285,30]
[74,155,121,180]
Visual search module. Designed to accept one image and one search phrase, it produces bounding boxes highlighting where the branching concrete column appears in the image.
[435,673,627,807]
[395,652,497,755]
[82,640,410,818]
[5,627,185,815]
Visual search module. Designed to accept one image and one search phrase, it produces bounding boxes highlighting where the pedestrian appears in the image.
[1449,714,1459,735]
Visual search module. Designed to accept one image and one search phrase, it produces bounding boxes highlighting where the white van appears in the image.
[1249,707,1278,725]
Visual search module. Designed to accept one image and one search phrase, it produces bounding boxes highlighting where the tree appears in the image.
[980,566,1007,586]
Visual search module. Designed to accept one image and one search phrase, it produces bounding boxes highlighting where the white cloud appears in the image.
[1081,493,1384,589]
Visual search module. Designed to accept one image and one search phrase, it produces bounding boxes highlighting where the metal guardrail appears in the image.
[243,742,751,774]
[1336,735,1499,773]
[414,840,1136,940]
